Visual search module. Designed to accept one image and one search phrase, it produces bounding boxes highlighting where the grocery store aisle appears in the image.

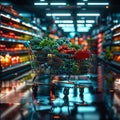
[0,63,120,120]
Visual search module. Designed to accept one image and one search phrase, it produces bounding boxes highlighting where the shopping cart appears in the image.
[24,41,96,113]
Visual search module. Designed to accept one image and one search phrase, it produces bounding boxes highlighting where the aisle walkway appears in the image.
[0,64,120,120]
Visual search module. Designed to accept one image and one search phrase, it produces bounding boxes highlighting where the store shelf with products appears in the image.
[1,62,31,81]
[111,24,120,70]
[2,61,30,72]
[0,37,28,43]
[94,23,120,74]
[0,4,42,84]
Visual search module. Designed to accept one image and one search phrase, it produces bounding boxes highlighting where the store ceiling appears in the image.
[1,0,120,35]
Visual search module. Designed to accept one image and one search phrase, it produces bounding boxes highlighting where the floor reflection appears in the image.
[1,63,120,120]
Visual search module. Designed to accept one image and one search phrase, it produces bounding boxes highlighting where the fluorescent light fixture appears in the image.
[77,13,100,16]
[77,24,84,27]
[86,20,95,23]
[77,27,90,32]
[40,0,45,1]
[88,3,109,5]
[63,28,75,32]
[83,0,88,1]
[58,24,74,27]
[86,24,93,27]
[46,13,71,16]
[77,29,89,32]
[50,3,66,5]
[77,20,85,23]
[34,3,48,5]
[77,3,85,5]
[55,20,73,23]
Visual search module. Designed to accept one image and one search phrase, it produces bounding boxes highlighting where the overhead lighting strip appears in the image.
[86,20,95,23]
[46,13,71,16]
[77,20,85,23]
[87,3,109,5]
[58,24,74,27]
[77,24,93,27]
[50,3,66,5]
[55,20,73,23]
[77,3,85,5]
[77,13,100,16]
[34,3,48,5]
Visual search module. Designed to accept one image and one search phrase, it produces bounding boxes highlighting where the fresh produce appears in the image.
[68,44,82,50]
[75,49,91,60]
[114,55,120,62]
[104,47,113,60]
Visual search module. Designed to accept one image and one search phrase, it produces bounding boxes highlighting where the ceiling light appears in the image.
[40,0,45,1]
[58,24,74,27]
[55,20,73,23]
[88,3,109,5]
[34,3,48,5]
[50,3,66,5]
[83,0,88,1]
[77,24,84,27]
[46,13,71,16]
[63,28,75,32]
[77,13,100,16]
[86,24,93,27]
[86,20,95,23]
[77,27,90,30]
[77,24,93,27]
[77,29,89,32]
[77,20,85,23]
[77,3,85,5]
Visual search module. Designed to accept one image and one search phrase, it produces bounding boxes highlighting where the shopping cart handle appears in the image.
[24,41,30,47]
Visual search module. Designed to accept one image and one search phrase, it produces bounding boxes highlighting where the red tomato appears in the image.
[75,49,91,60]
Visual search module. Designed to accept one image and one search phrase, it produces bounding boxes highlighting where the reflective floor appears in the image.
[0,62,120,120]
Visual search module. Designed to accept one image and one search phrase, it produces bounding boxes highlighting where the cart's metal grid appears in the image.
[28,48,94,80]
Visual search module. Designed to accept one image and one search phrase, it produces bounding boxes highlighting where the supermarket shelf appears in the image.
[108,65,120,74]
[113,52,120,55]
[12,70,33,81]
[0,24,36,36]
[102,41,112,47]
[113,41,120,45]
[111,61,120,67]
[0,13,39,31]
[1,65,31,81]
[0,50,29,55]
[0,37,28,43]
[113,32,120,37]
[2,61,30,72]
[111,24,120,31]
[98,57,120,73]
